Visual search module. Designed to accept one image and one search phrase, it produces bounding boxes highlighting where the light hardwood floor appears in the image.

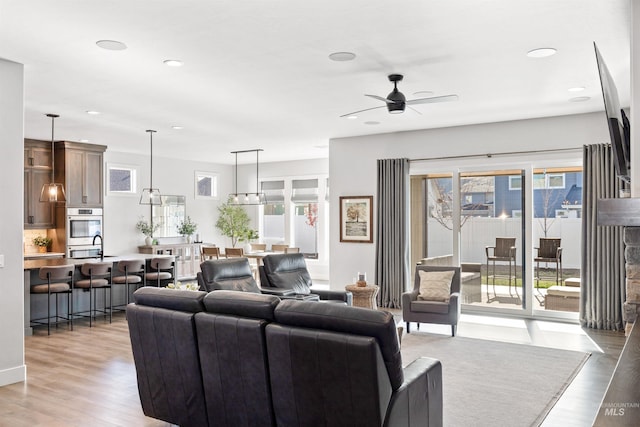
[0,311,625,426]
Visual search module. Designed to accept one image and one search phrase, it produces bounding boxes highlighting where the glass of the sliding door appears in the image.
[532,168,582,315]
[460,171,524,309]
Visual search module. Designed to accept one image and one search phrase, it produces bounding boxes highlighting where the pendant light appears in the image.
[228,149,267,205]
[139,129,162,205]
[39,113,66,202]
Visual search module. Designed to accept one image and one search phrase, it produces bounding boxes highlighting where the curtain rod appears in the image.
[409,146,583,162]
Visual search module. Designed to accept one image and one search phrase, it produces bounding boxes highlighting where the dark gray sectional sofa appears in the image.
[127,287,443,427]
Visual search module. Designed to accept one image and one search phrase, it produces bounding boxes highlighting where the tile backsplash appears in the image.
[24,229,51,254]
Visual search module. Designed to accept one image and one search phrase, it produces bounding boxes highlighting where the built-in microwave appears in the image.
[66,207,103,247]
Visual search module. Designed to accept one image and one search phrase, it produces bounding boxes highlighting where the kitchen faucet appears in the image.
[92,234,104,261]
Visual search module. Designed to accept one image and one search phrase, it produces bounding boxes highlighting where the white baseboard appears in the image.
[0,364,26,386]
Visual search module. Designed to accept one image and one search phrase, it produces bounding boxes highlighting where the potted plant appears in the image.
[32,235,52,253]
[239,228,260,253]
[177,216,198,243]
[215,203,253,247]
[136,217,159,246]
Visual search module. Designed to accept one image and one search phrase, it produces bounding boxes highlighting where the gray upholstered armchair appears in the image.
[402,265,461,337]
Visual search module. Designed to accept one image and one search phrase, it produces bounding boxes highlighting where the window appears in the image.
[533,172,565,189]
[195,171,218,199]
[509,176,522,190]
[107,164,136,195]
[262,180,285,243]
[292,179,319,258]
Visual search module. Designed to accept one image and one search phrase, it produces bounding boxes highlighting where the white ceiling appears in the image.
[0,0,631,164]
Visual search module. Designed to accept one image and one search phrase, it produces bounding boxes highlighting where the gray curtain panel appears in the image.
[375,158,410,308]
[581,143,626,330]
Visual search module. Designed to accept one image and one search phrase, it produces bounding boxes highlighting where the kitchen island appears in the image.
[24,253,174,335]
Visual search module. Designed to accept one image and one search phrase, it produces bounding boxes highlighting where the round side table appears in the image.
[345,284,379,310]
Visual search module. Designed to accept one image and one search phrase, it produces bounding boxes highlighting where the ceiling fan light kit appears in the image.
[341,73,458,118]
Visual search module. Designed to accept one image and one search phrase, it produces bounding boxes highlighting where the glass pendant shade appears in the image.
[40,113,66,203]
[228,149,267,205]
[139,188,162,205]
[40,182,66,203]
[140,129,162,205]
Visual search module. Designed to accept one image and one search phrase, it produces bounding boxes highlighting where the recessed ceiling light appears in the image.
[569,96,591,102]
[346,115,358,120]
[526,48,557,58]
[328,52,356,62]
[568,86,585,92]
[163,59,183,67]
[364,121,380,125]
[96,40,127,51]
[86,110,100,115]
[171,125,184,130]
[79,139,89,143]
[413,90,434,97]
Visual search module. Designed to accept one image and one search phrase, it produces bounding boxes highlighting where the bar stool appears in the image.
[74,262,113,327]
[112,259,146,310]
[31,264,75,335]
[145,257,175,287]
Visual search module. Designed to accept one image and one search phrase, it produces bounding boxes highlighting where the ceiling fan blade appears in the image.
[408,106,422,115]
[365,94,394,104]
[339,105,386,118]
[406,94,459,105]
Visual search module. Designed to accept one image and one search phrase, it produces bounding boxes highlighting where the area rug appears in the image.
[400,332,590,427]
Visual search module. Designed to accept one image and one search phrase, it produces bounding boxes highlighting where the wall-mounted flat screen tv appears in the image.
[594,42,630,183]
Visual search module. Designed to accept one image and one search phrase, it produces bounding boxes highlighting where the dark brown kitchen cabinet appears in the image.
[24,140,54,228]
[55,141,106,207]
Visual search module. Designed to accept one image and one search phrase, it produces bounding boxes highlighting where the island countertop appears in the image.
[24,253,172,271]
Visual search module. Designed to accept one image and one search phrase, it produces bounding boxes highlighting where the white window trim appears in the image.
[106,163,138,197]
[194,170,219,199]
[508,176,522,190]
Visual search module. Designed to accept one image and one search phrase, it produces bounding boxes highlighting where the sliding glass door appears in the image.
[459,170,525,311]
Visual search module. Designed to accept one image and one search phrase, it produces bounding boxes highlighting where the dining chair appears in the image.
[250,243,267,252]
[225,247,244,258]
[271,244,289,253]
[284,247,300,254]
[201,246,221,260]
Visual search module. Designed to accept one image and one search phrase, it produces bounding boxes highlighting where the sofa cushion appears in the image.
[132,287,206,313]
[418,270,454,302]
[203,290,280,321]
[410,300,450,314]
[274,299,403,389]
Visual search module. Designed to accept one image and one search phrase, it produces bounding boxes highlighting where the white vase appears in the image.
[145,236,153,246]
[186,235,192,243]
[245,242,252,253]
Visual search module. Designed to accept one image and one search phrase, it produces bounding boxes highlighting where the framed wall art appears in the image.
[339,195,373,243]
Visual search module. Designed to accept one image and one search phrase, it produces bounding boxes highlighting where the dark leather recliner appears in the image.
[260,253,352,305]
[198,258,295,296]
[195,290,280,427]
[267,300,443,426]
[126,287,209,427]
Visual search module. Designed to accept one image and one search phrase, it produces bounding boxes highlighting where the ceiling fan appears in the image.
[340,74,458,117]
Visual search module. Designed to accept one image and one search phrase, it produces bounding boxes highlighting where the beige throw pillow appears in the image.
[418,270,455,302]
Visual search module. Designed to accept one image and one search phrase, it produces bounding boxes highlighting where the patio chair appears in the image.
[534,238,562,304]
[485,237,517,302]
